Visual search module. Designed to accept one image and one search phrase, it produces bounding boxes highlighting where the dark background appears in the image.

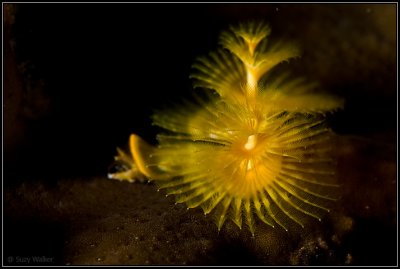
[3,3,397,266]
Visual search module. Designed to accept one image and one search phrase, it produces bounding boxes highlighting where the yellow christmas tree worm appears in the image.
[108,21,343,235]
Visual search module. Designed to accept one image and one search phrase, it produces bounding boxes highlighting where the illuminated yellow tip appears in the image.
[244,134,257,151]
[129,134,153,178]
